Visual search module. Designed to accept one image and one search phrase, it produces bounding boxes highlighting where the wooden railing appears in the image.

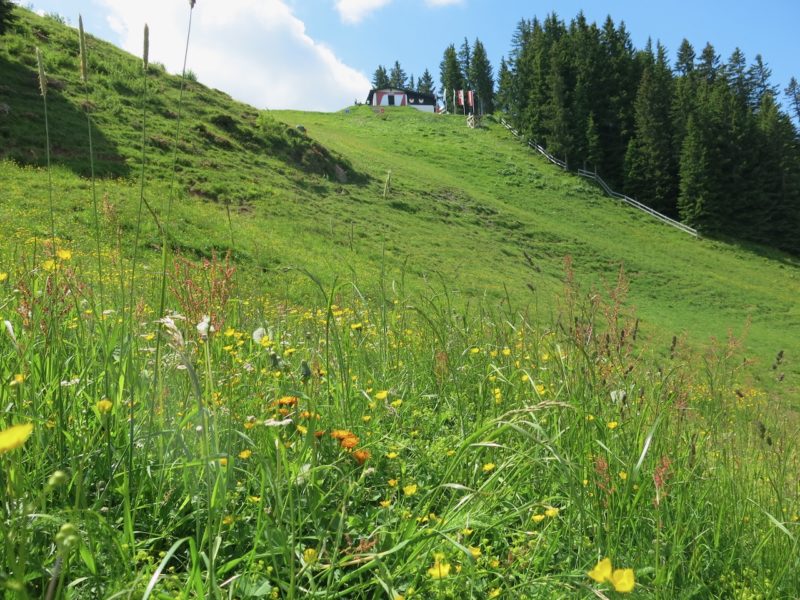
[499,118,699,237]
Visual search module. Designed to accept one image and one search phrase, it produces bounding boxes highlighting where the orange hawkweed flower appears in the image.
[352,449,371,464]
[340,435,359,449]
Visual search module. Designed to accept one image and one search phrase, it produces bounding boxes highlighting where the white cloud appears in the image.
[335,0,393,24]
[98,0,371,112]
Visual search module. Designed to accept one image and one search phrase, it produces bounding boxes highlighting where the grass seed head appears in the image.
[78,15,88,83]
[143,24,149,70]
[36,47,47,97]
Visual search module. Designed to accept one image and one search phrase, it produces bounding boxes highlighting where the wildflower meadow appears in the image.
[1,4,799,599]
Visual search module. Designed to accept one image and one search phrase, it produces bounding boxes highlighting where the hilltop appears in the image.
[1,7,798,398]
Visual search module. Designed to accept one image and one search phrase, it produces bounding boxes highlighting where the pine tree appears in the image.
[0,0,17,36]
[624,43,678,215]
[785,77,800,123]
[408,74,415,92]
[418,69,435,95]
[372,65,390,89]
[495,57,512,113]
[469,39,494,114]
[748,54,778,108]
[675,39,695,76]
[439,44,464,113]
[697,43,720,83]
[389,61,407,89]
[458,37,472,88]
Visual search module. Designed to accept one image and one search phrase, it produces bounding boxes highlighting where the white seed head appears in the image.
[36,47,47,97]
[143,24,149,71]
[78,15,88,83]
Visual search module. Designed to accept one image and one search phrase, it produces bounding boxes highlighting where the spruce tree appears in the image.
[675,39,696,76]
[439,44,464,113]
[469,39,495,114]
[785,77,800,123]
[372,65,390,89]
[697,43,720,82]
[418,69,435,95]
[496,57,512,113]
[408,74,415,92]
[389,61,407,89]
[458,37,472,88]
[624,43,678,215]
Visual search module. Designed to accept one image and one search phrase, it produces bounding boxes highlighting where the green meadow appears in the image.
[1,6,799,598]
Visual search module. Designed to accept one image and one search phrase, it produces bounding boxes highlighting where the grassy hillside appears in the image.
[2,7,800,598]
[2,9,798,402]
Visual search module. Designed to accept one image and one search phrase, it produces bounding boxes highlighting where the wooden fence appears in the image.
[499,118,699,237]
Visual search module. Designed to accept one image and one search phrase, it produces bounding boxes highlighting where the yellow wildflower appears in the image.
[619,471,628,481]
[489,588,501,598]
[532,514,545,523]
[380,499,392,508]
[222,515,234,526]
[96,399,113,414]
[0,272,7,282]
[238,449,252,459]
[10,373,25,386]
[56,249,72,261]
[427,554,451,579]
[388,478,398,487]
[386,451,399,459]
[482,462,496,473]
[607,421,619,430]
[587,558,612,583]
[0,423,34,454]
[42,259,57,271]
[375,390,389,400]
[544,507,559,518]
[403,483,418,496]
[469,546,481,559]
[303,548,318,564]
[610,568,635,592]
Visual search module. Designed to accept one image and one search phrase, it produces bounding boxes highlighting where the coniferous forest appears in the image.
[493,12,800,254]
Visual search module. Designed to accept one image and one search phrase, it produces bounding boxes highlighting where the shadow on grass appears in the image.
[0,57,130,179]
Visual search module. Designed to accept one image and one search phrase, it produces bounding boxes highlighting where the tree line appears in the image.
[372,61,435,96]
[496,12,800,254]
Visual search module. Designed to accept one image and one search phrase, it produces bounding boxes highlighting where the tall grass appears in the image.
[0,10,798,600]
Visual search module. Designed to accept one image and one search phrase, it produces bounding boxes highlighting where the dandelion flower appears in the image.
[482,462,496,473]
[350,322,363,331]
[388,478,398,487]
[303,548,318,564]
[222,515,234,526]
[587,558,612,583]
[238,449,252,459]
[386,451,399,459]
[96,399,113,414]
[10,373,25,386]
[403,483,418,496]
[42,259,57,271]
[532,514,545,523]
[489,588,501,598]
[544,507,559,518]
[219,457,228,467]
[0,423,34,454]
[619,471,628,481]
[0,272,7,282]
[380,499,392,508]
[56,249,72,261]
[469,546,482,559]
[375,390,389,400]
[607,421,619,430]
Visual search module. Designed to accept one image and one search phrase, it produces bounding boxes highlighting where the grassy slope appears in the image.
[1,8,798,400]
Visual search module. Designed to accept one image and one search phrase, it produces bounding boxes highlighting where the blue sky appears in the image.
[15,0,800,111]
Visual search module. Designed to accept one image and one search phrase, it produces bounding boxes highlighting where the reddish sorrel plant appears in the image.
[169,250,235,331]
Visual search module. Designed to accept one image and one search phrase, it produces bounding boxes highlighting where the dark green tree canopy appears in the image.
[499,10,800,254]
[418,69,435,95]
[389,61,407,89]
[468,38,494,114]
[372,65,390,89]
[439,44,463,113]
